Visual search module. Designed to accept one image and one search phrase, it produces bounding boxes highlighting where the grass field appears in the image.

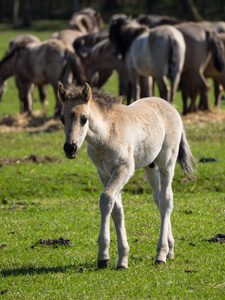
[0,22,225,299]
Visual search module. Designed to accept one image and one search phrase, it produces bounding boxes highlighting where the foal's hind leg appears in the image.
[156,161,175,264]
[144,166,174,262]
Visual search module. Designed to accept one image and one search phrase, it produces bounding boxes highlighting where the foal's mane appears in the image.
[66,84,123,109]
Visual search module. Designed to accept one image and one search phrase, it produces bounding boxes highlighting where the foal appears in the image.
[58,83,194,268]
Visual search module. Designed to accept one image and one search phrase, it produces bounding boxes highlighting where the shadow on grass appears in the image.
[1,263,98,277]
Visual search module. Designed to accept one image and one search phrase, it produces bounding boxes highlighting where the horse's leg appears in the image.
[97,165,133,269]
[170,72,181,103]
[155,75,169,101]
[140,76,153,98]
[111,192,130,269]
[198,74,210,111]
[153,150,177,264]
[213,79,222,107]
[157,163,175,263]
[52,83,63,117]
[38,84,47,115]
[126,80,132,105]
[189,88,198,113]
[16,77,33,114]
[144,166,174,262]
[129,72,140,101]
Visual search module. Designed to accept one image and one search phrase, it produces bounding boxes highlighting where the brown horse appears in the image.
[0,34,43,103]
[50,8,103,47]
[7,34,49,113]
[68,8,103,33]
[73,30,115,89]
[0,39,86,116]
[175,22,225,114]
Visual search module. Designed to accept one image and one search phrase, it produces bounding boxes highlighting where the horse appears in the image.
[73,30,113,88]
[174,22,225,114]
[49,8,103,48]
[204,33,225,106]
[68,8,103,33]
[58,82,194,269]
[5,34,50,114]
[0,39,86,116]
[0,34,45,106]
[49,29,84,46]
[109,17,186,103]
[137,14,181,28]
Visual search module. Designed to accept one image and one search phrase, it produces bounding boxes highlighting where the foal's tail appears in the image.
[208,30,225,72]
[177,129,195,176]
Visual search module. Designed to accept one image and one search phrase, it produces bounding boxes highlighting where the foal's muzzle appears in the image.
[64,143,78,159]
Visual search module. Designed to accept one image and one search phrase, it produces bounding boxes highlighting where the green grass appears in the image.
[0,23,225,299]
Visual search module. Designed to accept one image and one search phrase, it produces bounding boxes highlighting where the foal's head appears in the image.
[58,82,91,159]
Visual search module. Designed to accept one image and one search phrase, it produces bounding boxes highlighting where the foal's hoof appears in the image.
[117,265,128,270]
[98,260,109,269]
[155,260,166,265]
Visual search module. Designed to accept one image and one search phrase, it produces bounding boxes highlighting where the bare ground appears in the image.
[0,107,225,133]
[0,112,63,133]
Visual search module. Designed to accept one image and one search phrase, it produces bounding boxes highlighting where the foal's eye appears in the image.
[60,115,65,125]
[81,115,88,126]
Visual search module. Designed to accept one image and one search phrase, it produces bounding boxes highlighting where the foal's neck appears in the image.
[85,101,112,147]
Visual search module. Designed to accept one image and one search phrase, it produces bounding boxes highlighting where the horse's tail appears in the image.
[208,30,225,72]
[62,50,86,85]
[168,36,181,83]
[177,129,195,176]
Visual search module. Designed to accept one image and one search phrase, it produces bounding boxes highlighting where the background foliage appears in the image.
[0,0,224,27]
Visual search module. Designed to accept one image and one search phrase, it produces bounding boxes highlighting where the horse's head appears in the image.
[58,82,91,159]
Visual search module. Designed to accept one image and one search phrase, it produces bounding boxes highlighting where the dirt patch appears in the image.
[31,237,74,248]
[182,107,225,128]
[0,154,61,166]
[1,107,225,133]
[0,112,63,133]
[204,233,225,244]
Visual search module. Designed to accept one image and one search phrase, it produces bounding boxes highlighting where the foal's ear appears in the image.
[58,82,67,103]
[82,82,92,102]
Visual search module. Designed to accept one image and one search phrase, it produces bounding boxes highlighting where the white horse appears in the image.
[58,82,194,268]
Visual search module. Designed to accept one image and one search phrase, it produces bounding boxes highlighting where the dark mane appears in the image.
[65,84,123,108]
[73,30,108,57]
[137,14,181,28]
[109,18,149,58]
[0,46,22,68]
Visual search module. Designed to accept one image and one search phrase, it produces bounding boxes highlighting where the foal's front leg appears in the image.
[97,165,133,269]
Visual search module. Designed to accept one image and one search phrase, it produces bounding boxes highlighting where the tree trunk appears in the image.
[13,0,20,25]
[70,0,79,13]
[21,0,30,27]
[181,0,203,21]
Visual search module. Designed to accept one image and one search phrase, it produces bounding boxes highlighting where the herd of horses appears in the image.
[1,8,222,268]
[0,7,225,116]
